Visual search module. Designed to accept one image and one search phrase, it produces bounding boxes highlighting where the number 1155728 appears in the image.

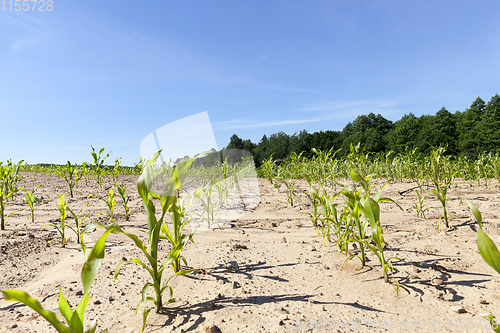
[2,0,53,11]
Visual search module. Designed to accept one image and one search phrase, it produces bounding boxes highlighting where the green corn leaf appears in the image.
[74,293,90,325]
[477,228,500,275]
[481,314,500,333]
[467,199,483,228]
[350,169,368,193]
[58,287,73,324]
[81,227,114,294]
[1,290,70,333]
[68,309,84,333]
[84,317,98,333]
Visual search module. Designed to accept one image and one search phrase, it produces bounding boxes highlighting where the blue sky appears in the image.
[1,1,499,166]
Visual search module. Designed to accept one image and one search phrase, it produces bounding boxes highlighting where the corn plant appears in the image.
[197,182,217,228]
[133,156,145,175]
[55,161,82,198]
[67,205,89,245]
[41,193,70,247]
[340,173,371,267]
[361,195,405,293]
[467,200,500,332]
[260,155,276,183]
[303,177,324,228]
[428,145,457,229]
[1,226,116,333]
[81,163,92,186]
[214,178,232,209]
[276,176,300,207]
[20,185,42,223]
[111,158,122,181]
[88,186,117,223]
[0,160,24,230]
[90,146,111,189]
[116,183,131,221]
[86,151,202,330]
[313,185,352,253]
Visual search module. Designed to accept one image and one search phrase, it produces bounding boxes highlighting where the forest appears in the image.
[225,94,500,166]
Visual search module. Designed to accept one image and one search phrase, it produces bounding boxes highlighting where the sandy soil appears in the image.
[1,172,500,332]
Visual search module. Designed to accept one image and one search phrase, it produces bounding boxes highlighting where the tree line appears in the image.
[225,94,500,166]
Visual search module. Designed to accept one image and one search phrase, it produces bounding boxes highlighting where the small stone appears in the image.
[108,296,115,302]
[412,266,421,273]
[226,261,239,270]
[450,305,466,314]
[93,300,102,305]
[281,237,287,243]
[203,324,217,333]
[431,278,444,286]
[309,245,316,251]
[479,299,488,304]
[206,302,216,310]
[76,290,83,296]
[6,323,18,329]
[218,279,225,285]
[443,294,454,301]
[232,281,241,289]
[446,288,457,294]
[278,320,285,326]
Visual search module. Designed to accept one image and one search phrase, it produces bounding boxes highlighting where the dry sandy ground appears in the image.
[1,172,500,332]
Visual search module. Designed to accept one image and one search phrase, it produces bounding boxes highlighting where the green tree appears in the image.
[457,97,486,156]
[477,94,500,153]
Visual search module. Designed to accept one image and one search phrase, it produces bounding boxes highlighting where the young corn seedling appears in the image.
[116,182,132,221]
[55,161,82,198]
[41,193,70,247]
[342,170,402,269]
[0,160,24,230]
[260,155,276,184]
[86,151,203,331]
[361,195,406,293]
[111,158,122,181]
[467,200,500,332]
[197,182,217,228]
[428,145,457,229]
[20,185,42,223]
[81,162,92,186]
[87,186,117,223]
[276,176,301,207]
[1,225,116,333]
[66,205,90,245]
[303,176,325,229]
[90,146,111,189]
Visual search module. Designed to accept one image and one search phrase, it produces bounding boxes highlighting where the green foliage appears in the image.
[55,161,83,198]
[116,183,132,221]
[467,200,500,332]
[111,158,122,181]
[41,193,70,247]
[0,159,24,230]
[20,184,42,223]
[86,151,202,331]
[428,145,457,229]
[90,146,111,189]
[2,226,116,333]
[88,186,117,223]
